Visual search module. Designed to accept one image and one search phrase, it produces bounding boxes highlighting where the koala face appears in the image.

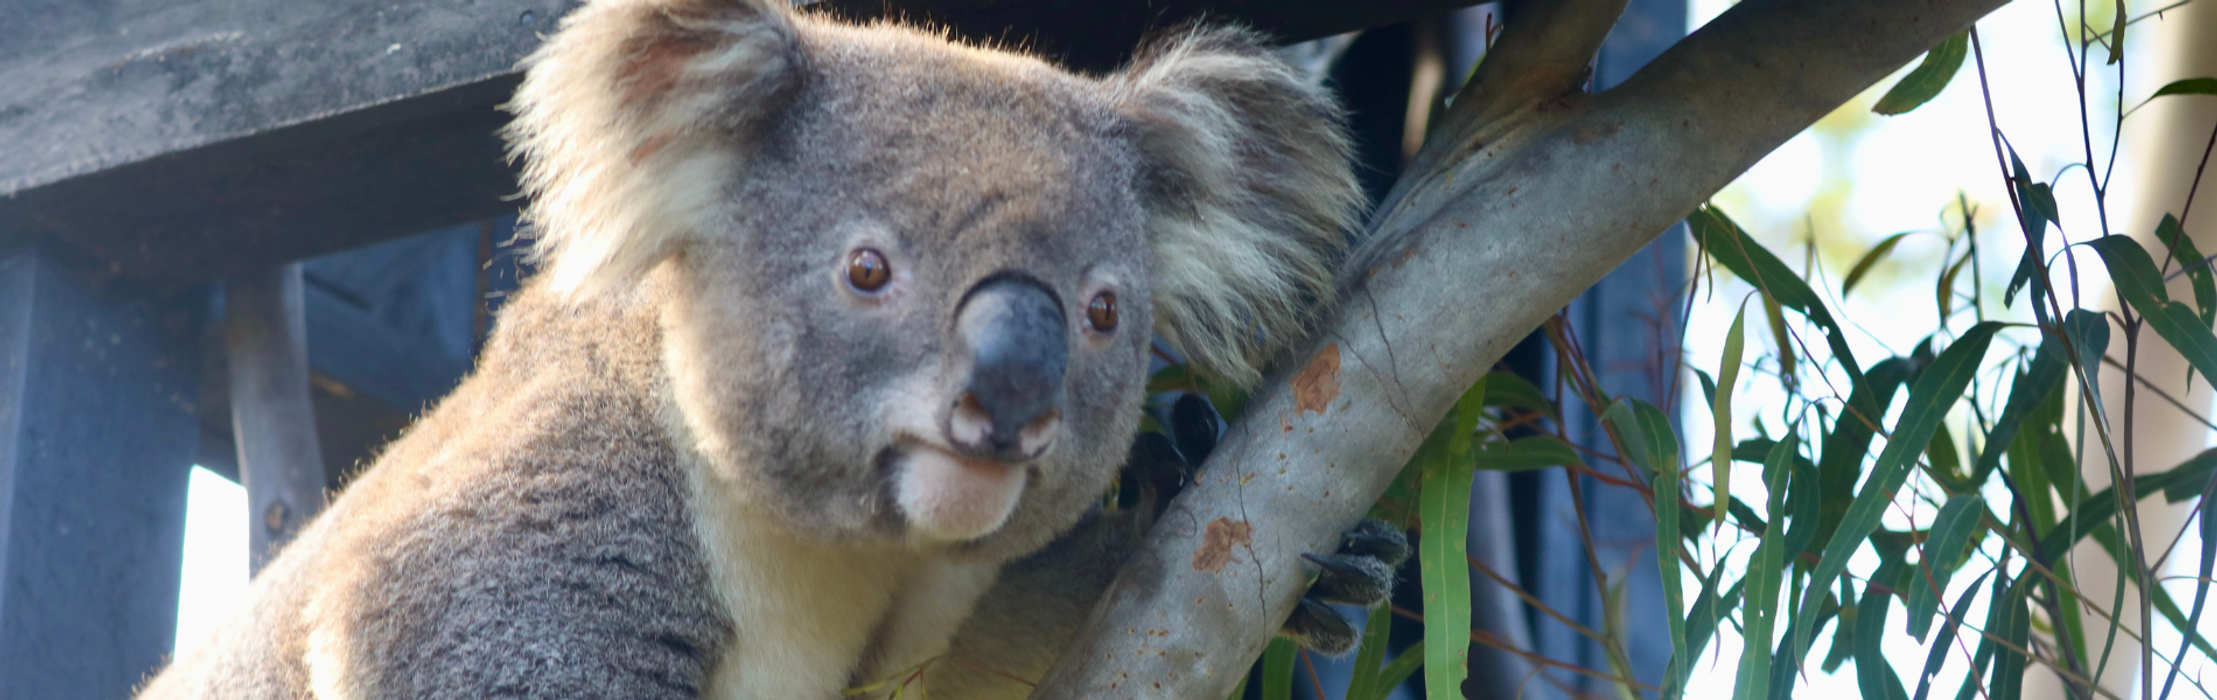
[505,0,1361,560]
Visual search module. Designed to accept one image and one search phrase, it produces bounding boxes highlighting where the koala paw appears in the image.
[1126,392,1409,656]
[1281,518,1411,656]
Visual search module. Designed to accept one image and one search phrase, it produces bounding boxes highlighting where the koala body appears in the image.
[138,1,1360,698]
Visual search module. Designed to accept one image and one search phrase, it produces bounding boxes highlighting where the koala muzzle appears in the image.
[950,278,1067,460]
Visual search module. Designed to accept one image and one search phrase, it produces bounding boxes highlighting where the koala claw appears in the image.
[1280,518,1410,656]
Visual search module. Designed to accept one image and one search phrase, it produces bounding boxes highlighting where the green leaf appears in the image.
[1951,575,2009,700]
[1419,397,1479,700]
[1791,323,2003,667]
[2007,146,2056,243]
[2087,235,2217,386]
[1690,205,1869,384]
[1606,398,1682,480]
[1974,334,2069,480]
[2157,214,2217,328]
[1936,249,1972,320]
[1732,438,1799,700]
[2154,464,2217,700]
[1873,31,1969,115]
[1715,301,1749,527]
[2004,248,2043,308]
[1905,495,1984,639]
[1226,674,1249,700]
[2106,0,2126,64]
[1472,436,1585,473]
[1816,358,1913,551]
[2159,449,2217,502]
[1844,232,1914,298]
[1912,570,1994,700]
[2150,77,2217,99]
[1345,603,1394,700]
[1376,641,1424,695]
[2063,309,2112,405]
[1261,637,1297,700]
[1695,368,1719,413]
[1764,292,1798,382]
[1990,582,2031,700]
[1857,551,1912,700]
[1479,371,1556,419]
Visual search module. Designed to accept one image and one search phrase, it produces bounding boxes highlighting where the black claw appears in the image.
[1339,519,1412,569]
[1301,551,1397,607]
[1282,597,1359,656]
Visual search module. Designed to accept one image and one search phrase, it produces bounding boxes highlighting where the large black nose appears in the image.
[951,278,1067,457]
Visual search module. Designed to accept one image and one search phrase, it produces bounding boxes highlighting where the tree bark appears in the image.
[1028,0,2013,696]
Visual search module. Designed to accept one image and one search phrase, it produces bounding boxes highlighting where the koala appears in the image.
[137,0,1399,698]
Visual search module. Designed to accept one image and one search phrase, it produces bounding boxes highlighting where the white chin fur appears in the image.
[895,448,1028,543]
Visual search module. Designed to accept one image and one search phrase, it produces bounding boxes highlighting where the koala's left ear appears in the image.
[504,0,804,300]
[1110,27,1364,388]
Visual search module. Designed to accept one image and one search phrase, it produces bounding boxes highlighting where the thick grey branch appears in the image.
[1027,0,2006,696]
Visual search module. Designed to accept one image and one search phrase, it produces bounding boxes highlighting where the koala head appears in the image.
[503,0,1361,560]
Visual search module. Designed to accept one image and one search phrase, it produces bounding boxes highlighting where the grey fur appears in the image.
[137,1,1359,697]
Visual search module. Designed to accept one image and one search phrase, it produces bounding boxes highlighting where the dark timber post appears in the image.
[0,247,201,700]
[225,264,327,573]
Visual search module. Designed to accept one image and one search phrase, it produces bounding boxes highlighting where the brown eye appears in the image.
[846,249,891,292]
[1086,292,1118,332]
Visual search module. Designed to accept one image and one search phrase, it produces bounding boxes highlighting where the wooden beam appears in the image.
[0,0,1480,291]
[224,264,328,572]
[0,247,201,699]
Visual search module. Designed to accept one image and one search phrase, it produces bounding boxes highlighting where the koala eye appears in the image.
[1085,292,1118,333]
[846,249,891,292]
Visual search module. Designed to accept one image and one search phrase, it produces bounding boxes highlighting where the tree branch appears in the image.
[1027,0,2008,696]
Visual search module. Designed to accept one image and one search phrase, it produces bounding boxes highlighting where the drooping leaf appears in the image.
[2005,248,2043,308]
[1815,358,1913,550]
[1732,438,1799,700]
[2156,214,2216,329]
[1905,496,1985,639]
[1936,249,1972,321]
[2106,0,2126,64]
[1844,231,1914,298]
[1344,602,1393,700]
[2008,146,2054,245]
[1923,422,1967,492]
[2149,77,2217,99]
[1857,546,1913,700]
[1912,570,1994,700]
[1989,582,2031,700]
[1472,436,1585,473]
[1478,370,1556,419]
[1419,387,1482,700]
[2064,309,2112,408]
[1975,334,2068,480]
[1261,637,1297,700]
[1690,205,1869,384]
[1792,323,2003,667]
[1951,575,2009,700]
[2154,464,2217,700]
[1873,30,1969,115]
[1715,301,1749,527]
[1764,292,1798,382]
[1375,641,1424,696]
[1656,421,1688,699]
[2087,235,2217,386]
[1695,368,1719,412]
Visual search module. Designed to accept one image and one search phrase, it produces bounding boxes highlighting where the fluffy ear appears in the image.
[1110,27,1364,387]
[503,0,802,300]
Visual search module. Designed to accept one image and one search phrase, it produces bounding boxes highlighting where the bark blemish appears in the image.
[1190,517,1254,573]
[1292,344,1341,416]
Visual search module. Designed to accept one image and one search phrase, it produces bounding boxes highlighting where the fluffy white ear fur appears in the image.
[503,0,800,300]
[1110,27,1364,388]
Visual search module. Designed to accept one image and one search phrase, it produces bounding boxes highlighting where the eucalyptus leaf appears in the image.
[1873,31,1969,115]
[1844,231,1914,298]
[1792,323,2002,667]
[1731,438,1799,700]
[1261,637,1296,700]
[1715,302,1748,526]
[2087,236,2217,386]
[1473,436,1585,473]
[1905,496,1984,639]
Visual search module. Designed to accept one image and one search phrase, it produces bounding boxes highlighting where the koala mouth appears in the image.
[889,440,1033,544]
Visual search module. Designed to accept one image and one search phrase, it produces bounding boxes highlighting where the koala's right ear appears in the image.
[504,0,802,300]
